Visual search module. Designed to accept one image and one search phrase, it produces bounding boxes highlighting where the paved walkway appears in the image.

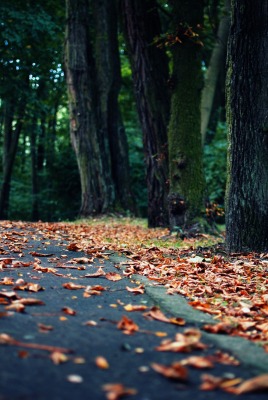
[0,222,267,399]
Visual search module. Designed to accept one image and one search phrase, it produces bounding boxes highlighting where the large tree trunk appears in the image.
[225,0,268,252]
[168,0,206,231]
[0,100,25,219]
[65,0,115,215]
[121,0,170,227]
[201,0,230,145]
[94,0,133,211]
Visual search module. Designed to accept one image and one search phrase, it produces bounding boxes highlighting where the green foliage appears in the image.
[204,121,227,205]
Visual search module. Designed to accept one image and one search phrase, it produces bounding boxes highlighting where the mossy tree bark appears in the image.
[168,0,206,231]
[225,0,268,252]
[65,0,114,215]
[121,0,170,227]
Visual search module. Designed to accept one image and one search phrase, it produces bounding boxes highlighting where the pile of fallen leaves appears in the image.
[1,218,268,397]
[1,218,268,351]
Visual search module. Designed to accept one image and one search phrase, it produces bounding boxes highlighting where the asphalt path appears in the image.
[0,222,267,400]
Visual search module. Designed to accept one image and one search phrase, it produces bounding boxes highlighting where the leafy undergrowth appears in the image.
[1,217,268,397]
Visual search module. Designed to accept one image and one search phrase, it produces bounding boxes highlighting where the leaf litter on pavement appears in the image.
[0,218,268,397]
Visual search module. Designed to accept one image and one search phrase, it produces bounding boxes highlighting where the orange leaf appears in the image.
[117,315,139,334]
[84,267,106,278]
[180,355,214,369]
[124,304,147,312]
[62,307,76,316]
[143,306,185,326]
[151,362,188,380]
[102,383,137,400]
[235,374,268,394]
[126,285,144,295]
[38,323,54,332]
[62,282,85,290]
[105,272,122,281]
[50,351,69,364]
[95,356,109,369]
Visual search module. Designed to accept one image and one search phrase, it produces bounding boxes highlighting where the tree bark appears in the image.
[168,0,206,231]
[94,0,133,211]
[121,0,170,227]
[65,0,115,215]
[225,0,268,252]
[0,100,25,219]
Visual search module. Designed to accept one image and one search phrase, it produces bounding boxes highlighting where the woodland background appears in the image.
[0,0,228,224]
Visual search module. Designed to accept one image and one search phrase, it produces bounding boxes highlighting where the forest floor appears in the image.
[0,217,268,399]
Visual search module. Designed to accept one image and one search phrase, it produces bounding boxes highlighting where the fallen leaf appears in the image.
[83,320,98,326]
[180,355,214,369]
[62,282,86,290]
[117,315,139,334]
[66,243,80,251]
[151,362,188,380]
[143,306,185,326]
[38,323,54,333]
[124,304,147,312]
[14,298,44,306]
[105,272,122,281]
[50,351,69,364]
[62,307,76,316]
[200,373,242,391]
[95,356,109,369]
[84,267,106,278]
[102,383,137,400]
[126,285,144,295]
[234,374,268,394]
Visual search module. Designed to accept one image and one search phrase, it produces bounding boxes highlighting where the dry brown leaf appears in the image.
[126,285,144,295]
[62,282,85,290]
[105,272,122,281]
[143,306,185,326]
[62,306,76,316]
[200,373,242,391]
[102,383,137,400]
[151,362,188,380]
[5,303,25,312]
[50,351,69,364]
[117,315,139,334]
[124,304,147,312]
[14,298,44,306]
[95,356,109,369]
[234,374,268,394]
[180,355,214,369]
[84,267,106,278]
[38,323,54,332]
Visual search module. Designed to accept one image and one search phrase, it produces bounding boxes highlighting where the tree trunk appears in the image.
[0,100,25,219]
[94,0,133,211]
[225,0,268,252]
[65,0,115,216]
[30,118,39,221]
[168,0,206,231]
[201,0,231,145]
[121,0,170,227]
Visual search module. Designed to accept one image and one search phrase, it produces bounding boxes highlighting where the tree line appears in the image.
[0,0,267,252]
